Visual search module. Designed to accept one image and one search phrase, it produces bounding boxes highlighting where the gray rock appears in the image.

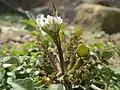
[75,4,120,34]
[81,0,120,8]
[0,26,33,44]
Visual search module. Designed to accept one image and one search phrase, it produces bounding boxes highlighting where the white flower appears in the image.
[36,14,63,29]
[36,14,63,38]
[36,14,46,27]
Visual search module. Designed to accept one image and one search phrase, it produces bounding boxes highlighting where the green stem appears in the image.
[55,33,65,75]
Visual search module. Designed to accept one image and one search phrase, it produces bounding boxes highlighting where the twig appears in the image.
[50,0,58,16]
[0,0,25,13]
[90,84,103,90]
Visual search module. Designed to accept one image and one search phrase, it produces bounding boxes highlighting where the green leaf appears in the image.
[7,78,35,90]
[23,20,37,27]
[81,69,90,80]
[3,63,12,68]
[41,35,51,49]
[77,44,90,57]
[7,78,26,90]
[6,56,19,65]
[1,56,19,65]
[47,84,66,90]
[0,68,5,82]
[74,26,83,37]
[108,85,120,90]
[102,51,113,59]
[15,79,35,90]
[94,43,104,49]
[7,71,15,76]
[111,68,120,74]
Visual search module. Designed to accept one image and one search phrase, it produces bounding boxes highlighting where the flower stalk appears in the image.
[54,33,65,75]
[36,14,65,75]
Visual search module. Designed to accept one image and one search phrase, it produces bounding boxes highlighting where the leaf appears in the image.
[77,44,90,57]
[7,78,35,90]
[41,35,51,49]
[102,51,113,59]
[3,63,12,68]
[26,68,32,73]
[23,20,37,27]
[7,71,15,76]
[16,66,23,71]
[47,84,66,90]
[7,78,26,90]
[0,68,5,82]
[81,74,88,80]
[81,69,90,80]
[14,79,35,90]
[74,26,83,37]
[111,68,120,74]
[94,43,104,49]
[5,56,19,65]
[108,85,120,90]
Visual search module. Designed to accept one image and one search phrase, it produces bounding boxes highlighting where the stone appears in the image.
[0,26,33,44]
[75,4,120,34]
[81,0,120,8]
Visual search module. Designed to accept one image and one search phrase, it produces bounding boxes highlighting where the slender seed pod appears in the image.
[50,0,58,16]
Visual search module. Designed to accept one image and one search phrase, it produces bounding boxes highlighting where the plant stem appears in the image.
[90,84,102,90]
[55,33,65,75]
[55,33,72,90]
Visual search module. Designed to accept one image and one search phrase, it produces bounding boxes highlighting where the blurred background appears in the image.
[1,0,120,23]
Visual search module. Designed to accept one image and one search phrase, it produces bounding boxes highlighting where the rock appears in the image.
[0,0,49,13]
[0,0,48,10]
[75,4,120,34]
[84,0,111,6]
[30,6,51,18]
[0,26,33,44]
[81,0,120,8]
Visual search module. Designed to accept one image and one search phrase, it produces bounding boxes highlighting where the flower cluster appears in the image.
[36,14,63,33]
